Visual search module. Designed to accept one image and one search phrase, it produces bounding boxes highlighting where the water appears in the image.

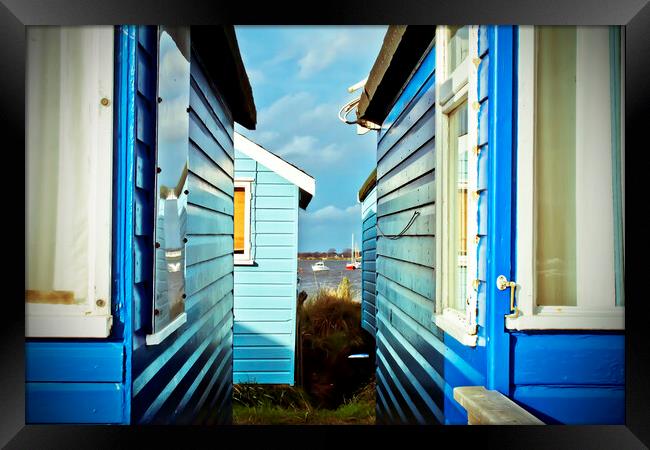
[297,259,362,301]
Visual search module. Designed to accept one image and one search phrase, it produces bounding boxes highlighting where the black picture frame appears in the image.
[4,0,648,448]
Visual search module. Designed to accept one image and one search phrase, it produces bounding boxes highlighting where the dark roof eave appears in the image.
[191,26,257,130]
[357,25,436,127]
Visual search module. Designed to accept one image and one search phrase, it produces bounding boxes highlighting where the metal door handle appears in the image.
[496,275,520,319]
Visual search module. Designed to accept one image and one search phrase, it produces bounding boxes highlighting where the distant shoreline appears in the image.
[298,257,359,261]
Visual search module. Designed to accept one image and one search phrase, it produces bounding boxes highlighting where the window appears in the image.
[511,26,624,330]
[433,25,479,346]
[148,26,191,345]
[234,179,254,265]
[25,26,114,338]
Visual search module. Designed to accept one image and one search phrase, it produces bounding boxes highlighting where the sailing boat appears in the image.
[345,234,362,270]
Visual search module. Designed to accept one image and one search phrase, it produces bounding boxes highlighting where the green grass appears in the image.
[232,278,376,425]
[232,380,376,425]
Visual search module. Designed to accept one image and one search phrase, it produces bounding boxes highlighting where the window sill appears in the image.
[26,312,113,338]
[505,306,624,331]
[146,312,187,346]
[433,310,477,347]
[234,259,255,266]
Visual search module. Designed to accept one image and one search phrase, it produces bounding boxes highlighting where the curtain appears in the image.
[26,27,113,306]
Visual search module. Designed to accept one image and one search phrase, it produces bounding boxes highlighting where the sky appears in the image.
[234,26,387,253]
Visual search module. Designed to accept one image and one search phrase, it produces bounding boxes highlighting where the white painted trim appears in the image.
[26,308,113,338]
[515,25,536,319]
[432,25,479,344]
[234,132,315,198]
[506,306,624,330]
[146,312,187,345]
[234,259,255,266]
[234,180,253,263]
[512,26,623,330]
[433,312,478,347]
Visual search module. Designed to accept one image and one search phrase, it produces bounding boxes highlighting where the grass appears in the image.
[233,379,376,425]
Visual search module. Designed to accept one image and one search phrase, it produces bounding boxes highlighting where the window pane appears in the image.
[234,188,245,252]
[448,26,469,75]
[448,101,469,312]
[534,26,578,307]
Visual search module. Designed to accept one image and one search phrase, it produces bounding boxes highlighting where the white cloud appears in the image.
[297,32,353,79]
[301,204,360,222]
[275,136,342,168]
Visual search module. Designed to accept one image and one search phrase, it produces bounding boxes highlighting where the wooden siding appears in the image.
[361,186,377,336]
[131,28,235,425]
[375,43,444,425]
[233,150,299,385]
[374,39,488,425]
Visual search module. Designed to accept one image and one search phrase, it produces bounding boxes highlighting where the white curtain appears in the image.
[26,26,113,307]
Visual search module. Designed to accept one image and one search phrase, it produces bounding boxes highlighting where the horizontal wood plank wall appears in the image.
[233,151,298,385]
[375,43,445,425]
[361,187,377,337]
[374,40,487,425]
[131,31,235,425]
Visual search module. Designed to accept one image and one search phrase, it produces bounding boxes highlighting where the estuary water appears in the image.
[297,259,362,301]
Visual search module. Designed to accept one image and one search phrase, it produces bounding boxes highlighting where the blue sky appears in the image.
[234,26,387,252]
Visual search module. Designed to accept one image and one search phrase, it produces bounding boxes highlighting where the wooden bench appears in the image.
[453,386,544,425]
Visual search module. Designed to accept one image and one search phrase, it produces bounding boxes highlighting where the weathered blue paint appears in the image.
[360,185,377,336]
[233,149,302,385]
[512,385,625,425]
[113,24,137,424]
[25,343,124,383]
[511,333,624,386]
[485,25,515,394]
[131,30,236,425]
[26,383,124,424]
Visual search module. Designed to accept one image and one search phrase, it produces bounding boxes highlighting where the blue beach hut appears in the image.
[358,169,378,338]
[25,25,256,424]
[232,132,315,385]
[347,25,625,425]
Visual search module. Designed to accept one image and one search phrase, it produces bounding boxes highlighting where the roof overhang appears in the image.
[356,25,436,127]
[358,168,377,203]
[191,26,257,130]
[234,132,316,209]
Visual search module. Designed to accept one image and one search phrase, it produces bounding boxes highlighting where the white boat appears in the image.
[311,261,330,272]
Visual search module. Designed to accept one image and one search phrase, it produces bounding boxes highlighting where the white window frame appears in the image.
[432,25,479,347]
[25,26,114,338]
[234,178,254,265]
[508,26,624,331]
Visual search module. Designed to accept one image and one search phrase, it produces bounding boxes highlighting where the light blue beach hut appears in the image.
[347,24,624,425]
[25,25,256,424]
[232,133,315,385]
